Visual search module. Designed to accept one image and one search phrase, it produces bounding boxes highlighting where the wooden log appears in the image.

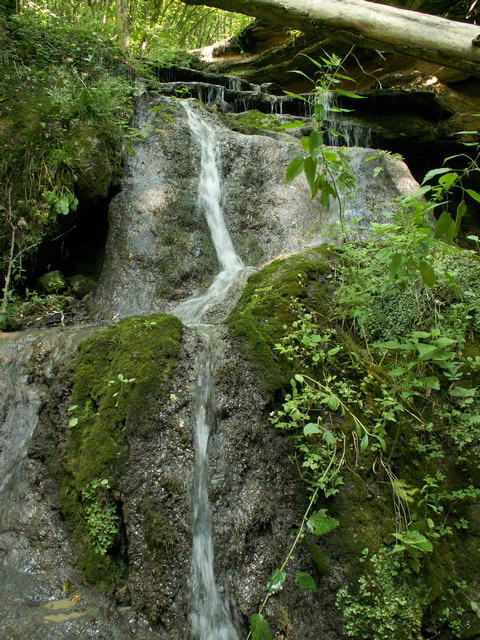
[182,0,480,77]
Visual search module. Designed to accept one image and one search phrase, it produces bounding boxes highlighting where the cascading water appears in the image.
[322,91,372,148]
[174,103,244,326]
[173,101,242,640]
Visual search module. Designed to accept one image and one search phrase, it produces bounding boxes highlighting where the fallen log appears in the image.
[182,0,480,77]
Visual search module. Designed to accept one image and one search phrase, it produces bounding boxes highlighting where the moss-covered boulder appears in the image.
[227,245,336,396]
[59,313,183,590]
[226,246,480,640]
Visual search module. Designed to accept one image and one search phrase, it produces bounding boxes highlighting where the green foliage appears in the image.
[0,11,134,320]
[59,313,183,589]
[81,478,119,555]
[365,123,480,289]
[23,0,249,54]
[337,548,427,640]
[230,237,480,637]
[284,52,362,241]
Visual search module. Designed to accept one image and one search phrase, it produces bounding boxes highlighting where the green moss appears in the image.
[224,110,285,135]
[226,245,335,395]
[141,503,176,556]
[231,244,480,638]
[59,313,183,590]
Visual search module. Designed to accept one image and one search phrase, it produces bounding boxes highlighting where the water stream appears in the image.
[173,101,243,640]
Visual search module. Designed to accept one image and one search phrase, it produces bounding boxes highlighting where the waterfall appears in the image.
[322,91,372,148]
[173,102,244,326]
[173,101,242,640]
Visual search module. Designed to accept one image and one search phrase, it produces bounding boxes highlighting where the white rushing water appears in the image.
[173,101,242,640]
[173,102,244,327]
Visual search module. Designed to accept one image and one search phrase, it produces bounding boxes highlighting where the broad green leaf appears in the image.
[304,423,321,436]
[422,376,440,390]
[433,211,454,241]
[360,433,369,452]
[250,613,273,640]
[285,157,305,183]
[327,347,341,357]
[421,167,452,184]
[438,172,458,189]
[323,149,339,163]
[416,343,437,357]
[307,509,339,536]
[434,337,456,347]
[314,102,326,121]
[388,253,404,279]
[323,430,336,445]
[418,260,436,288]
[454,201,467,237]
[301,136,310,153]
[376,247,393,261]
[388,367,406,377]
[377,436,387,453]
[309,130,322,157]
[68,417,79,428]
[466,188,480,203]
[326,395,340,411]
[450,387,476,397]
[375,340,403,349]
[294,374,304,383]
[411,331,430,338]
[304,156,317,194]
[415,538,433,552]
[295,572,318,591]
[266,569,287,594]
[56,196,70,215]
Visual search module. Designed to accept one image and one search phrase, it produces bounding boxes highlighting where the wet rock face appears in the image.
[209,328,345,639]
[92,95,418,321]
[0,327,149,640]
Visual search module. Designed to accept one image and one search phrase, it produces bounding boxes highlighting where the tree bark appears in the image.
[116,0,130,54]
[182,0,480,77]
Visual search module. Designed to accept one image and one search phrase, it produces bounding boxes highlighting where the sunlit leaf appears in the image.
[416,343,437,357]
[360,433,369,452]
[466,188,480,203]
[421,167,452,184]
[307,509,339,536]
[285,157,305,183]
[438,172,458,189]
[266,569,287,594]
[304,423,321,436]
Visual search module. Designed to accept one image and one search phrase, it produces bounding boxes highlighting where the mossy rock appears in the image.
[59,313,183,590]
[227,245,336,396]
[225,109,285,135]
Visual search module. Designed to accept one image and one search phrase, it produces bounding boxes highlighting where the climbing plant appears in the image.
[283,52,363,242]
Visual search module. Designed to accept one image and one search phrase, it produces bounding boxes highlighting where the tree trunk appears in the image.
[181,0,480,77]
[116,0,130,54]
